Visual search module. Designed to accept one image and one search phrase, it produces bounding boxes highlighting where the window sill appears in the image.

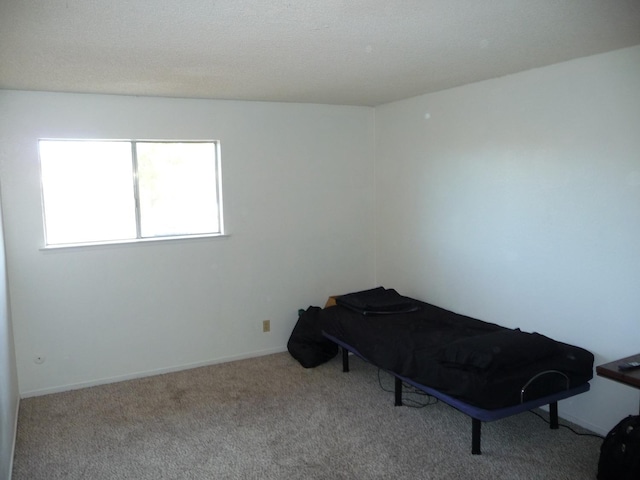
[40,233,230,251]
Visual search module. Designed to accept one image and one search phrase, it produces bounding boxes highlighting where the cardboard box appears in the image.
[324,296,338,308]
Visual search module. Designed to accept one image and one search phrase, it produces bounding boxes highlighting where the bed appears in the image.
[289,287,594,454]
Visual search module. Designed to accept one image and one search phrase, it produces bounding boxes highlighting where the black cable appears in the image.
[377,369,439,408]
[529,409,604,440]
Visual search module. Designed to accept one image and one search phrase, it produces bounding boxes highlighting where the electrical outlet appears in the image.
[262,320,270,333]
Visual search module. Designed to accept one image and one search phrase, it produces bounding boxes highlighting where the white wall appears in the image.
[0,192,18,480]
[374,45,640,435]
[0,91,375,396]
[2,46,638,439]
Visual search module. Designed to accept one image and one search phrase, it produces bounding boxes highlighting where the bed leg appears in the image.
[549,402,559,430]
[394,377,402,406]
[472,418,482,455]
[342,348,349,373]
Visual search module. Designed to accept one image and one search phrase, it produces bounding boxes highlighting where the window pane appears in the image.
[40,140,137,245]
[136,142,220,237]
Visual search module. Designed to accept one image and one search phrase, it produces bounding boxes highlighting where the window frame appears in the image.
[38,138,226,249]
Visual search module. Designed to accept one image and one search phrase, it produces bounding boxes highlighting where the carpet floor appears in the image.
[13,352,602,479]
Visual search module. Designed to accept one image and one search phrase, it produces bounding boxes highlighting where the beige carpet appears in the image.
[13,352,601,479]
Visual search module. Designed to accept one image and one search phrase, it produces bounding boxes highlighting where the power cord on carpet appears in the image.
[528,409,605,441]
[377,369,439,408]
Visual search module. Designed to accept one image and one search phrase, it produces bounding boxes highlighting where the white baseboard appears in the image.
[558,411,608,437]
[20,347,287,398]
[536,403,607,437]
[8,396,19,480]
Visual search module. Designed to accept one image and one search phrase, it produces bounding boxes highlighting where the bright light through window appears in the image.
[39,139,223,246]
[137,142,220,237]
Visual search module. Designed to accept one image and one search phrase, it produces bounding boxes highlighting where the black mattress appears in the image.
[317,288,594,409]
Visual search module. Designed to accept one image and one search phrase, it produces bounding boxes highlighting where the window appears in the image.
[39,140,224,246]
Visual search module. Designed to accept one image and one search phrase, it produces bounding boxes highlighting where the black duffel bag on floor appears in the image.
[287,306,338,368]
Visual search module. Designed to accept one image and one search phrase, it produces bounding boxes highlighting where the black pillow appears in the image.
[440,328,559,371]
[335,287,421,315]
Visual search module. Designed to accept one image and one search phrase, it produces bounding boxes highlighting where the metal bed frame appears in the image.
[324,332,591,454]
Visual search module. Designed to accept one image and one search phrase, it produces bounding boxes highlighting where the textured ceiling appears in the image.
[1,1,640,106]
